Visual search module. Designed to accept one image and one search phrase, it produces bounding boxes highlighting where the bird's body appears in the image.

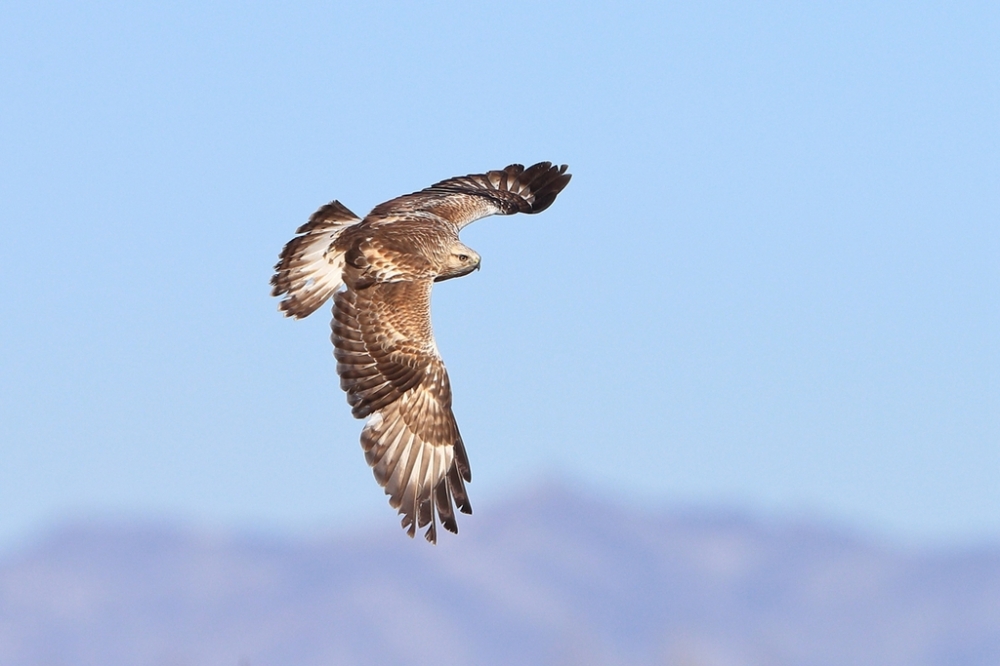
[271,162,571,542]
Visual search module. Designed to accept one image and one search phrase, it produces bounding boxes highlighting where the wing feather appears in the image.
[368,162,571,229]
[331,280,472,542]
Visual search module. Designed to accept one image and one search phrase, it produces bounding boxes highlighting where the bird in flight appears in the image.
[271,162,571,542]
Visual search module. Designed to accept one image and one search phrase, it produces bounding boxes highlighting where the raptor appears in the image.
[271,162,571,542]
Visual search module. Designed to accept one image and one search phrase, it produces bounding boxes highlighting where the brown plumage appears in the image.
[271,162,571,542]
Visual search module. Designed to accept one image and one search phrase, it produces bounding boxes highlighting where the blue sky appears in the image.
[1,1,997,553]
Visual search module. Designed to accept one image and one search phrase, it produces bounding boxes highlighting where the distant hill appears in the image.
[1,483,998,666]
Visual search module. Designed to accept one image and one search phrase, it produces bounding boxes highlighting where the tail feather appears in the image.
[271,200,361,318]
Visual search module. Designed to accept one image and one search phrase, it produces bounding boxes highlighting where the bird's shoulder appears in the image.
[334,213,456,286]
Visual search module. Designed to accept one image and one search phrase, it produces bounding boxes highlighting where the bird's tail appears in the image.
[271,200,361,318]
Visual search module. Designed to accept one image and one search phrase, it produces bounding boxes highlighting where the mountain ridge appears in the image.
[1,482,998,666]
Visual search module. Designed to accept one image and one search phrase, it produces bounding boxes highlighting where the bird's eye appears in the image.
[458,254,469,261]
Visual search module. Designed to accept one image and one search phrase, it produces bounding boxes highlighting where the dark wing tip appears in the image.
[424,522,438,543]
[519,162,571,214]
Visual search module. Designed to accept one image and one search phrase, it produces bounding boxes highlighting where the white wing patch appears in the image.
[361,392,455,540]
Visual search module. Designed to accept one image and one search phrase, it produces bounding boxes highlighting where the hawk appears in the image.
[271,162,572,542]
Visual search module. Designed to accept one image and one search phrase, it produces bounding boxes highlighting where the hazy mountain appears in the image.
[1,483,997,666]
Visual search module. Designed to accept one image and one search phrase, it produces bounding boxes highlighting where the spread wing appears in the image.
[368,161,571,229]
[331,279,472,542]
[271,200,361,318]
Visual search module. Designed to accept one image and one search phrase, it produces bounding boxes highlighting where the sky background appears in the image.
[1,1,997,555]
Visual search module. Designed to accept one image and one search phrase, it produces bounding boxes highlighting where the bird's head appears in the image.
[436,242,481,282]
